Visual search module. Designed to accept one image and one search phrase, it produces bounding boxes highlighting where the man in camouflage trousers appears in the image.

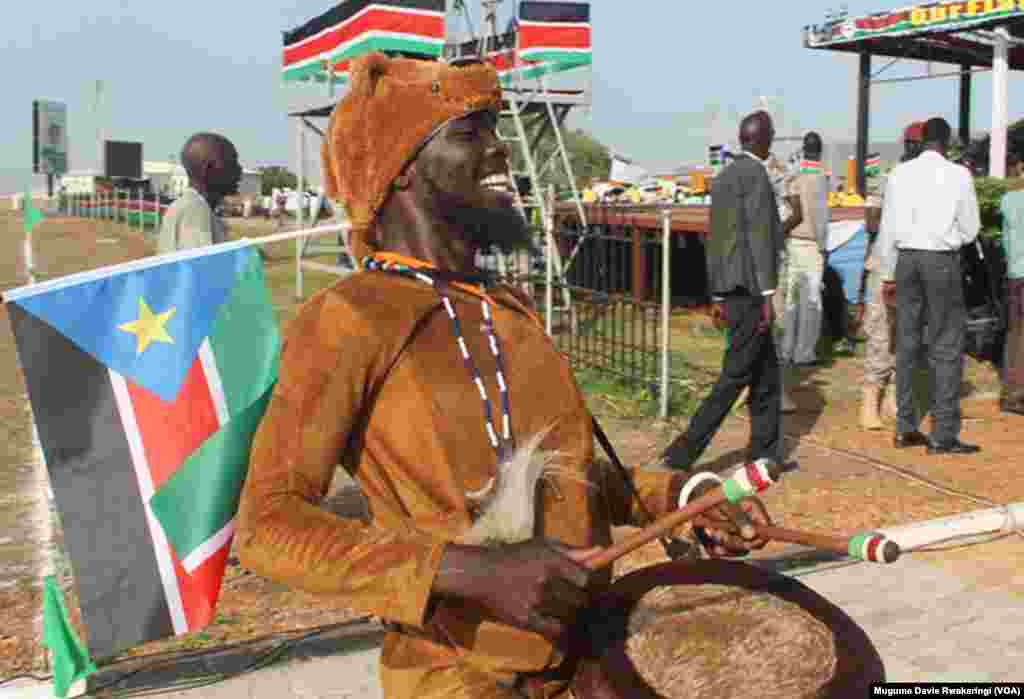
[858,122,924,430]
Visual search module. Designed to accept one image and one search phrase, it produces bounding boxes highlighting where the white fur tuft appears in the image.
[458,427,562,545]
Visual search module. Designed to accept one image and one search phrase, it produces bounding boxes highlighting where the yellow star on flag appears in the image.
[118,298,177,355]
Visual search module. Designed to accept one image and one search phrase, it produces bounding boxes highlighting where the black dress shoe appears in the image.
[893,431,929,448]
[927,438,981,455]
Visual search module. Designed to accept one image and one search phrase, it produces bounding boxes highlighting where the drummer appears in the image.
[236,54,773,699]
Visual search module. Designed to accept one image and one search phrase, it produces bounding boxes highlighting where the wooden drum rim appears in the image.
[574,559,884,699]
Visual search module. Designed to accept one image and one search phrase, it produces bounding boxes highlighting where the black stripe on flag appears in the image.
[284,0,445,47]
[8,303,175,662]
[519,1,590,23]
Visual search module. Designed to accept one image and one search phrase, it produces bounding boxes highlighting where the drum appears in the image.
[571,560,885,699]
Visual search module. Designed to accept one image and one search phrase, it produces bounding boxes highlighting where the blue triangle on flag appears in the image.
[10,247,254,403]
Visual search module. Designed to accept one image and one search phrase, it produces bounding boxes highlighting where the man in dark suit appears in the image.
[661,111,787,470]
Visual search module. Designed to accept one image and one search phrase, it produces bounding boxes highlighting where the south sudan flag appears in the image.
[4,241,279,661]
[865,154,881,176]
[518,1,592,67]
[282,0,446,83]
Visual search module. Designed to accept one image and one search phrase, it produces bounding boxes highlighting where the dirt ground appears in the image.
[1,204,1023,679]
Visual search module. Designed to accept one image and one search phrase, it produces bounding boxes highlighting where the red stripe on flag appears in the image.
[283,9,443,67]
[486,50,517,72]
[126,356,219,491]
[518,25,591,51]
[169,546,218,631]
[186,541,231,623]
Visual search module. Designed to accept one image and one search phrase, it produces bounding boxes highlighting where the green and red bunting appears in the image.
[3,241,279,661]
[282,0,445,83]
[865,154,882,176]
[517,1,591,66]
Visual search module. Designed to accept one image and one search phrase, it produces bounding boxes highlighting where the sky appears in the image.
[6,0,1024,194]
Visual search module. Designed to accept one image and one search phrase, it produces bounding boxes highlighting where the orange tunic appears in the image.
[236,266,683,697]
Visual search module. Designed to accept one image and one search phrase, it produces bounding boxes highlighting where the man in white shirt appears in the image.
[157,133,241,254]
[878,117,981,455]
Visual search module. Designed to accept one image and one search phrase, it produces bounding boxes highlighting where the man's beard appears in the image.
[431,180,537,256]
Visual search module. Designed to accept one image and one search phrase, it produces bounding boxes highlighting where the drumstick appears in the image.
[582,460,783,571]
[693,517,901,564]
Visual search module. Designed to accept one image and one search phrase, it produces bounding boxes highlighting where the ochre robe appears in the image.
[236,264,683,698]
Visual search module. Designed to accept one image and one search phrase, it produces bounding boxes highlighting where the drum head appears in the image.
[572,560,885,699]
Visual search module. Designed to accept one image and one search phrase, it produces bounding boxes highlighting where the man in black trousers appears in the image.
[879,117,981,454]
[661,111,786,470]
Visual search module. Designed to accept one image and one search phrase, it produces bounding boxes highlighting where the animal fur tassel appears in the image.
[457,428,564,546]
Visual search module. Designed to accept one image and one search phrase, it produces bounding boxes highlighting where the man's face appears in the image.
[410,111,533,254]
[208,141,242,197]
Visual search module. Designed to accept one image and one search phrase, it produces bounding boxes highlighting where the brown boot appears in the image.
[860,385,884,430]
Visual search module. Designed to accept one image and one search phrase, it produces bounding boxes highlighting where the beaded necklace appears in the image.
[363,255,516,463]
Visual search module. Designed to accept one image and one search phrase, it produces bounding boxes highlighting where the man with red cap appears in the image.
[235,54,770,698]
[857,121,924,429]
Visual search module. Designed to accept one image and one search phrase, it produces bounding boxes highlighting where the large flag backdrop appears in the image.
[4,241,280,661]
[282,0,446,84]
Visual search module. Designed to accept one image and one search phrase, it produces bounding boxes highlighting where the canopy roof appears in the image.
[804,2,1024,68]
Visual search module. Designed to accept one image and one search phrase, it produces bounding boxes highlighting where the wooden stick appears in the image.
[583,461,784,571]
[694,517,901,564]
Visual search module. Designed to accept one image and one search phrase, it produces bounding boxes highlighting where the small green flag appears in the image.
[41,575,96,698]
[23,191,45,234]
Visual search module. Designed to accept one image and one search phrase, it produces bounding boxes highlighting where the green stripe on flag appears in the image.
[149,387,273,562]
[209,251,280,416]
[42,575,96,698]
[23,191,45,233]
[283,36,442,82]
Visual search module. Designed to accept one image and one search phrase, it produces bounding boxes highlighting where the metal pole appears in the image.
[545,185,554,337]
[990,28,1009,178]
[856,51,871,197]
[959,63,972,148]
[659,208,671,419]
[296,121,306,300]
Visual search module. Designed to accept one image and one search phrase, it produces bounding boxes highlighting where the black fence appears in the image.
[477,205,674,394]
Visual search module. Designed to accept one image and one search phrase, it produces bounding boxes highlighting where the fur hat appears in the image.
[322,54,503,262]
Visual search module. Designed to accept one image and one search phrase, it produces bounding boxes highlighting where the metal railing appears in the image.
[60,190,168,236]
[476,202,676,417]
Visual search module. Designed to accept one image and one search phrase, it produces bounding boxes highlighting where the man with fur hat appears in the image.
[236,54,771,698]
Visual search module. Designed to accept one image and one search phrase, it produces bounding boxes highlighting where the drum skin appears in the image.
[570,560,885,699]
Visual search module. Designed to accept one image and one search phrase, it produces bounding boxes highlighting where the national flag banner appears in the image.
[865,154,881,176]
[3,241,280,661]
[22,191,46,233]
[517,1,591,69]
[800,159,823,174]
[282,0,446,83]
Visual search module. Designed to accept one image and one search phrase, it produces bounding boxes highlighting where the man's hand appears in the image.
[693,497,772,557]
[881,281,896,307]
[756,298,775,335]
[711,303,728,331]
[432,539,598,649]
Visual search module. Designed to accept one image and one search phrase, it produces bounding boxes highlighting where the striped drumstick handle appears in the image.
[583,460,783,571]
[694,519,902,564]
[848,532,901,564]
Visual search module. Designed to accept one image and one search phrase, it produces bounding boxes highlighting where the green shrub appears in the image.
[974,176,1008,244]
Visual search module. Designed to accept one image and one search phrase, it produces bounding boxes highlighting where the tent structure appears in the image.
[282,0,594,299]
[803,1,1024,194]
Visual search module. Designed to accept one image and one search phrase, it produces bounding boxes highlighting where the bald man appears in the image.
[660,110,786,471]
[157,132,242,254]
